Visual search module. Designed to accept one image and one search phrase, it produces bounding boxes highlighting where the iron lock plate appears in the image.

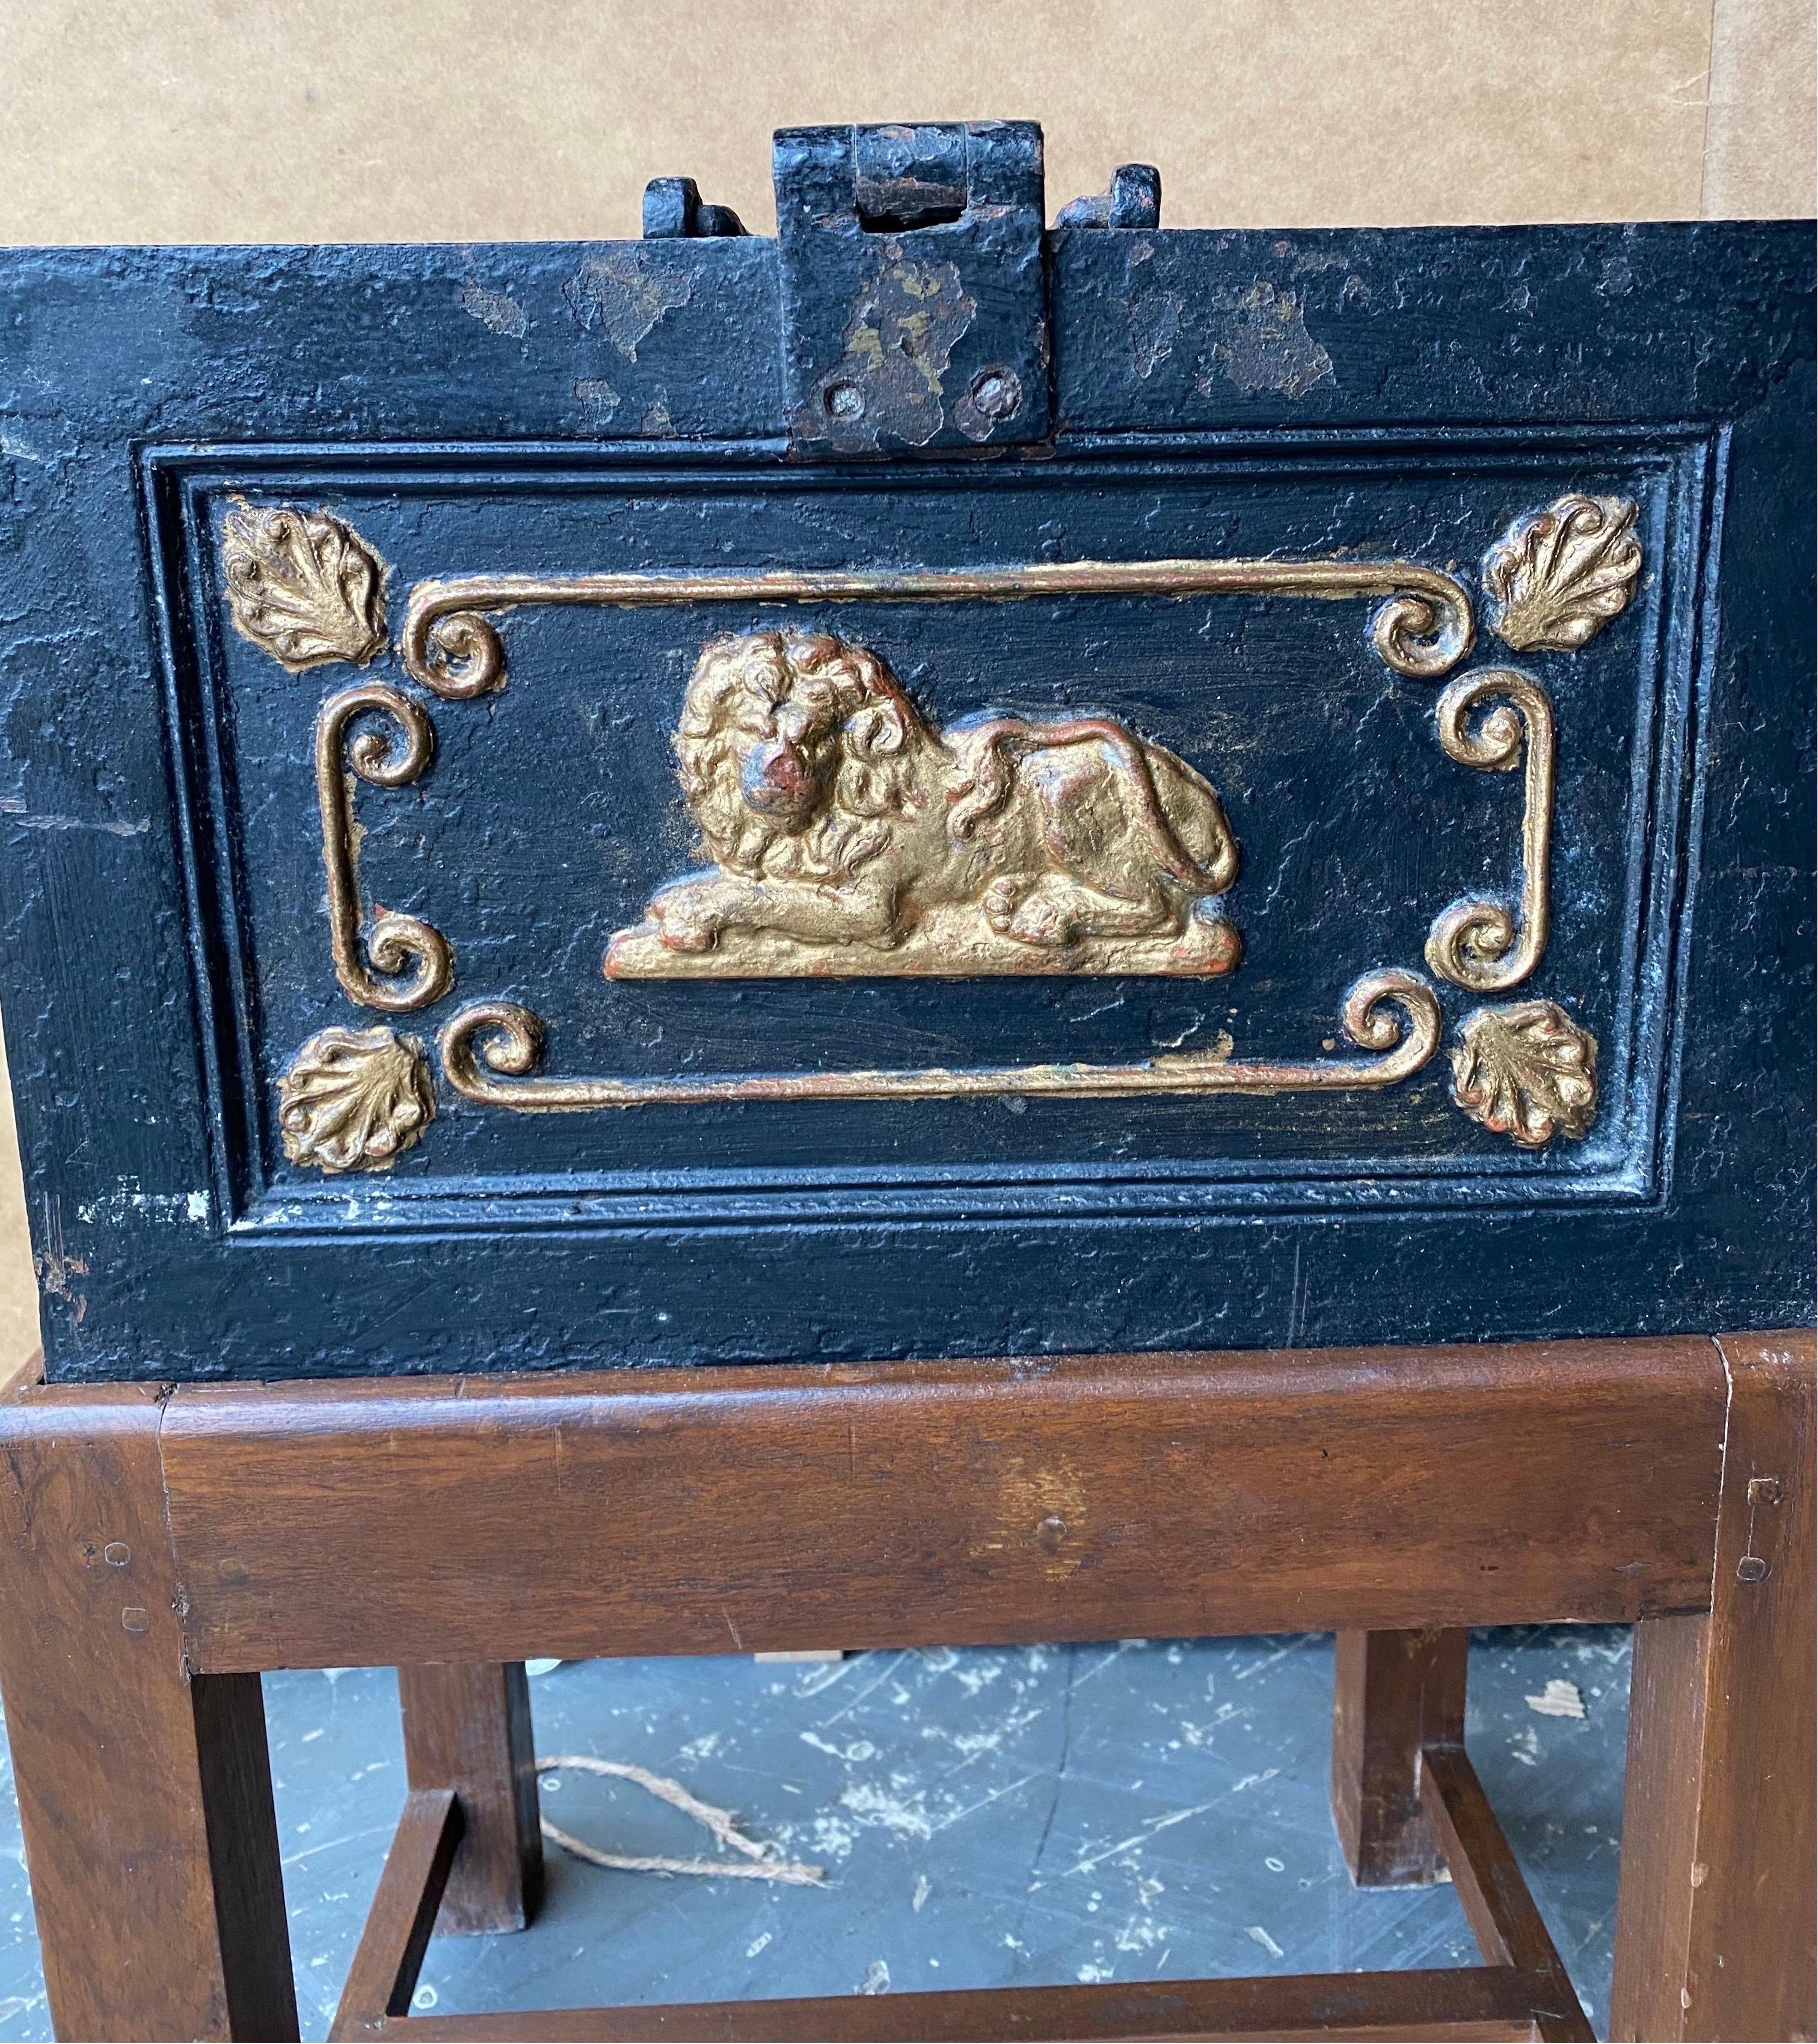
[775,120,1050,456]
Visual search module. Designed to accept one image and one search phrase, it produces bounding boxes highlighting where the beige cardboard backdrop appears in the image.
[0,0,1811,1373]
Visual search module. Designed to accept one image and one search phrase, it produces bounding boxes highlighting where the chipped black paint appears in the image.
[0,129,1811,1380]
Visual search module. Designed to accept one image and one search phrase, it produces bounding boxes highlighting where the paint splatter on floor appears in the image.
[0,1627,1629,2040]
[1528,1678,1589,1719]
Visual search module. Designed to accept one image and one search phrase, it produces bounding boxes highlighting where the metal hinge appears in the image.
[773,120,1050,457]
[640,122,1163,458]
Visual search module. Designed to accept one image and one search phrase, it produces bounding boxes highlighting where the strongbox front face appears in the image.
[2,141,1813,1379]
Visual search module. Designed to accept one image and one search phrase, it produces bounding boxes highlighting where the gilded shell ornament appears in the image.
[1450,1000,1598,1149]
[222,502,388,671]
[1484,494,1642,653]
[278,1026,435,1172]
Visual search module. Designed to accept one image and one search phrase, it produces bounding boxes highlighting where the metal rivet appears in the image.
[825,382,864,420]
[1736,1554,1769,1583]
[967,366,1022,422]
[121,1607,150,1635]
[1747,1476,1783,1506]
[103,1542,131,1566]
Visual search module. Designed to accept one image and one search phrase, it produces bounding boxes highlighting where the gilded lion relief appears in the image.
[603,630,1242,981]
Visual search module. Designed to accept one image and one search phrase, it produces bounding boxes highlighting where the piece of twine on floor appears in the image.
[536,1754,826,1886]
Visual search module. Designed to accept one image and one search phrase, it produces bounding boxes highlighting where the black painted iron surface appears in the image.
[0,129,1811,1380]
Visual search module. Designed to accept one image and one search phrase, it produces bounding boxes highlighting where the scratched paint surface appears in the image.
[0,1627,1629,2038]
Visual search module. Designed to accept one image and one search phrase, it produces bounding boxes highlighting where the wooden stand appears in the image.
[0,1333,1809,2043]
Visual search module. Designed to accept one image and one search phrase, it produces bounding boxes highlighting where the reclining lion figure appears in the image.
[604,628,1241,980]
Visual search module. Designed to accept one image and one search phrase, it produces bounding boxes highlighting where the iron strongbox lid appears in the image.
[1,123,1812,1380]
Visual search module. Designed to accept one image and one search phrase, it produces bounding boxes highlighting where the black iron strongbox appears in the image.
[0,123,1811,1381]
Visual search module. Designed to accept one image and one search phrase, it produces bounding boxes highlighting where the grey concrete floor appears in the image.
[0,1626,1630,2039]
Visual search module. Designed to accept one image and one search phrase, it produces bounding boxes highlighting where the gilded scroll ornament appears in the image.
[438,968,1442,1111]
[1423,669,1555,993]
[1484,494,1642,653]
[278,1026,435,1171]
[398,554,1475,699]
[221,502,387,671]
[604,630,1241,981]
[316,683,455,1011]
[1450,1000,1597,1148]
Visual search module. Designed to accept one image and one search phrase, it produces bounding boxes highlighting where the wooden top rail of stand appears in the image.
[0,1333,1745,1674]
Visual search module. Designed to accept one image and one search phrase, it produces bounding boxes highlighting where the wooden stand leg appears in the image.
[398,1662,543,1934]
[0,1390,297,2041]
[1611,1334,1817,2043]
[1331,1626,1470,1885]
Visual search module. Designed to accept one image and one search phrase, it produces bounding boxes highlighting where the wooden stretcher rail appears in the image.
[130,1334,1729,1672]
[1422,1750,1590,2040]
[328,1743,1586,2042]
[335,1791,462,2030]
[343,1971,1552,2042]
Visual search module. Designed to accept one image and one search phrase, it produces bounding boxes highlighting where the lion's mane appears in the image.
[675,630,926,880]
